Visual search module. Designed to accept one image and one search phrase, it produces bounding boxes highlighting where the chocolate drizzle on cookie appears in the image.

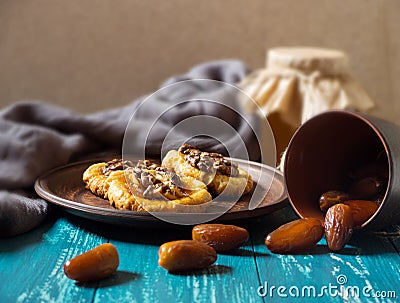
[178,144,239,177]
[135,159,162,171]
[102,159,132,176]
[102,159,186,200]
[103,159,161,175]
[129,160,187,200]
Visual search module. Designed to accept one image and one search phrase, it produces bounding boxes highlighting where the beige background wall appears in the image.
[0,0,399,123]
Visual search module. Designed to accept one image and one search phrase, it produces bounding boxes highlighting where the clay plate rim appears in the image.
[34,157,288,227]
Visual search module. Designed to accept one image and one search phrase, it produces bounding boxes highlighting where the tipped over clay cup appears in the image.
[283,110,400,231]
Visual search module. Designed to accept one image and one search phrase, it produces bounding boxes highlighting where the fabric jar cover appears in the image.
[239,47,375,164]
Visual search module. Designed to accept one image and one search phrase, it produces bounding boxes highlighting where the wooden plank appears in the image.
[251,207,400,303]
[0,214,106,303]
[1,208,399,303]
[91,224,264,303]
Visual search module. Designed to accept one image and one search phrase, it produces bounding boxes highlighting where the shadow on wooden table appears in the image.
[0,212,58,252]
[76,270,141,288]
[60,205,298,245]
[63,211,193,245]
[168,264,233,276]
[220,247,269,257]
[310,244,359,255]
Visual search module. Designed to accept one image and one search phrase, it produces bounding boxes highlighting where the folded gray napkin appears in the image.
[0,60,256,237]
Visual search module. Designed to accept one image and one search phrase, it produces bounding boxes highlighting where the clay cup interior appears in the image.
[284,110,400,231]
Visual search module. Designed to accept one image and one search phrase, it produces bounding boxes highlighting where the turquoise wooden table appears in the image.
[1,205,399,303]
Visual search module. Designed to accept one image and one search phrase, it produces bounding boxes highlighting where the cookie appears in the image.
[83,159,212,212]
[82,159,128,197]
[162,144,253,197]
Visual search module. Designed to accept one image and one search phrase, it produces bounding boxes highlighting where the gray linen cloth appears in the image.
[0,60,257,237]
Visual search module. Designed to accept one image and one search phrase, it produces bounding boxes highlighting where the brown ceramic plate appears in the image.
[34,158,287,227]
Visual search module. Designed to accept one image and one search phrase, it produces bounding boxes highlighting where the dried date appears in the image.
[64,243,119,282]
[319,190,351,212]
[192,224,249,252]
[158,240,217,272]
[344,200,379,227]
[265,218,324,254]
[324,204,353,252]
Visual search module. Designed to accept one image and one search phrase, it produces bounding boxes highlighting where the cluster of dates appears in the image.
[264,201,377,255]
[158,224,250,272]
[63,224,251,281]
[266,161,387,254]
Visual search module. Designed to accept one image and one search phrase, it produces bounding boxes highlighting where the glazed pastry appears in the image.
[123,164,212,212]
[162,144,253,197]
[82,159,128,197]
[102,170,144,211]
[83,159,212,212]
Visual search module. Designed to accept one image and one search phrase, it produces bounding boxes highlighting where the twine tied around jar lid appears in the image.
[239,47,375,165]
